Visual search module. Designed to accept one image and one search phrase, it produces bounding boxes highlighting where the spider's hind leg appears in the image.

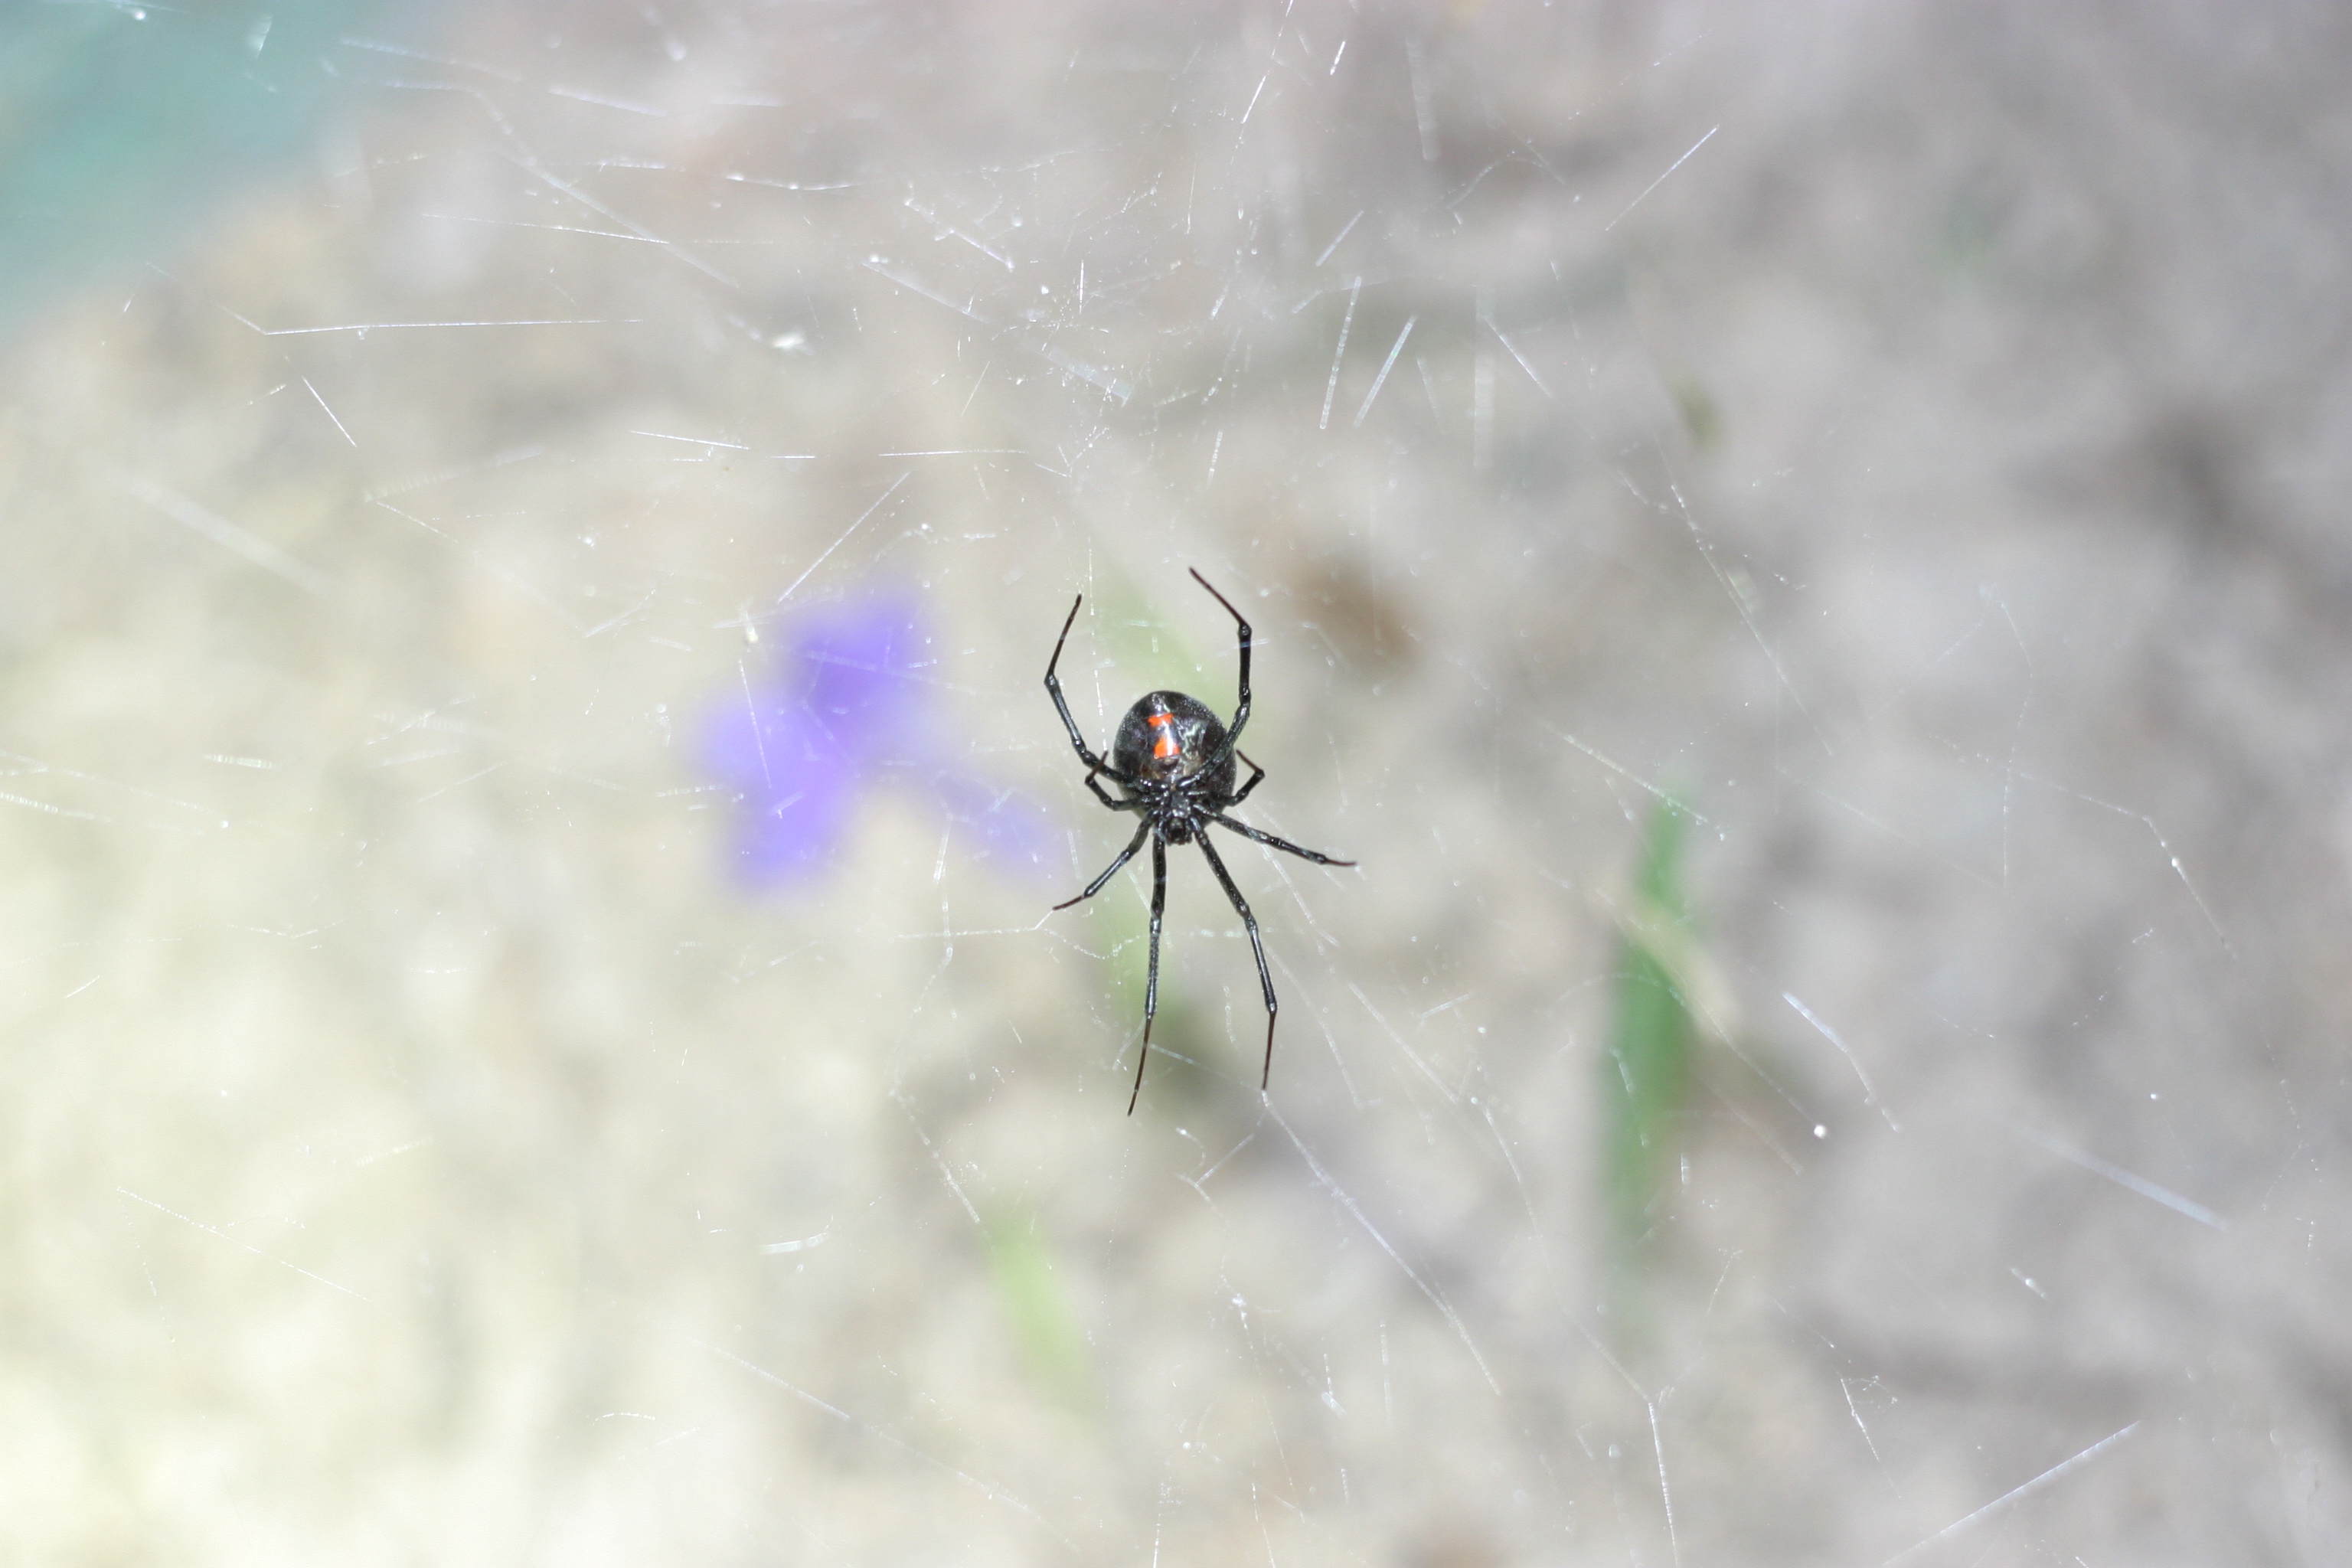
[1044,593,1137,786]
[1188,568,1253,765]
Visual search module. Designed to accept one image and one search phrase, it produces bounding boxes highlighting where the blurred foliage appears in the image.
[0,0,420,341]
[1668,370,1723,450]
[1602,796,1700,1263]
[979,1205,1096,1416]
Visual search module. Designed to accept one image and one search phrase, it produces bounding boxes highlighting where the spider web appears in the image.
[3,2,2348,1563]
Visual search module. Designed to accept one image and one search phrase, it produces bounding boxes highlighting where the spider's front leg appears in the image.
[1194,833,1279,1089]
[1055,818,1150,911]
[1130,835,1170,1116]
[1208,812,1354,868]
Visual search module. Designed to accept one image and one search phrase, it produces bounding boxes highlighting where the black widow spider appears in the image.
[1045,570,1356,1113]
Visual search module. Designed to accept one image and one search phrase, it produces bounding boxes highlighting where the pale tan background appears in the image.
[5,3,2350,1563]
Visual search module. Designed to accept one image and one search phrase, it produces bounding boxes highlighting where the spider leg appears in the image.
[1054,818,1151,910]
[1207,812,1356,867]
[1044,593,1139,785]
[1130,835,1168,1116]
[1188,568,1252,767]
[1194,833,1279,1091]
[1227,749,1267,806]
[1083,770,1135,812]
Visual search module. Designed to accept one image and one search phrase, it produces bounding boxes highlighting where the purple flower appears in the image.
[704,592,1053,886]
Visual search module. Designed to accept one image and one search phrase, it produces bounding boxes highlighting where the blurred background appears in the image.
[5,2,2349,1562]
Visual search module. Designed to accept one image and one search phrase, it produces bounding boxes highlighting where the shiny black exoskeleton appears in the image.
[1044,570,1355,1113]
[1109,691,1232,828]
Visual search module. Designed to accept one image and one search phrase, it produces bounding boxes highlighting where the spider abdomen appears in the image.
[1112,691,1234,799]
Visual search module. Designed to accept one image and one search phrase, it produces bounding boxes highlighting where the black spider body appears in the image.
[1109,692,1233,835]
[1044,571,1355,1113]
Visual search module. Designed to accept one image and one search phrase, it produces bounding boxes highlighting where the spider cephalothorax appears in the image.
[1044,570,1355,1113]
